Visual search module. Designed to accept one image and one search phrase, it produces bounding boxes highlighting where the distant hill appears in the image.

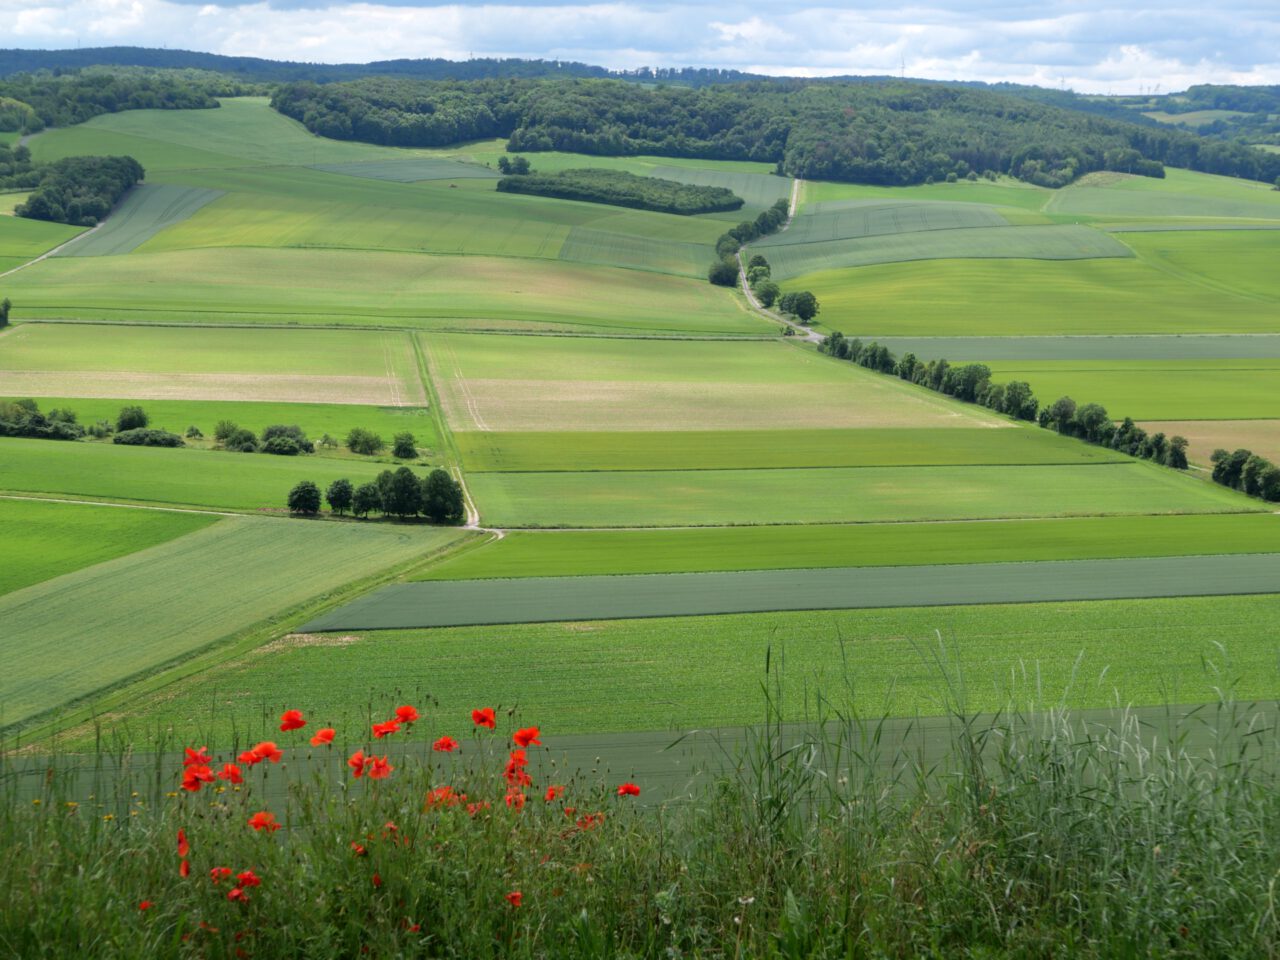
[0,47,758,86]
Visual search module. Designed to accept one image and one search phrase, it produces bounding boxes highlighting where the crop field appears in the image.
[1139,420,1280,466]
[0,516,465,727]
[556,227,710,277]
[1045,169,1280,221]
[1,248,764,334]
[308,553,1280,631]
[0,213,84,263]
[422,513,1280,579]
[0,498,214,597]
[0,190,30,215]
[803,257,1280,336]
[469,462,1254,528]
[54,184,224,257]
[1120,230,1280,302]
[455,426,1125,472]
[648,165,793,212]
[761,224,1131,279]
[800,176,1053,211]
[851,335,1280,362]
[15,397,439,456]
[119,593,1280,738]
[980,360,1280,420]
[311,157,500,182]
[0,437,396,510]
[429,334,1003,432]
[0,324,425,405]
[760,199,1010,246]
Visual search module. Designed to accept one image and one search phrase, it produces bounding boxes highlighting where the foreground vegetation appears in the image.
[6,686,1280,958]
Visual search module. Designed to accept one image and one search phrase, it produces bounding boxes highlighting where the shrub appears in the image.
[223,428,258,453]
[184,425,203,439]
[707,259,739,287]
[116,405,149,432]
[112,428,184,447]
[392,432,418,460]
[346,427,386,456]
[0,398,84,440]
[213,420,239,443]
[260,425,314,455]
[261,435,302,456]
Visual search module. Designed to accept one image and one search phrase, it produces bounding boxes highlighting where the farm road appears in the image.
[304,552,1280,631]
[737,178,822,341]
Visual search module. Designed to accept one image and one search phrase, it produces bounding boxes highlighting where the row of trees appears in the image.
[287,467,465,523]
[15,155,144,226]
[819,333,1194,472]
[1210,448,1280,502]
[708,199,789,287]
[497,168,743,215]
[273,76,1280,188]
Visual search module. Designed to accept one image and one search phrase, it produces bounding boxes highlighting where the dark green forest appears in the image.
[14,155,144,226]
[272,77,1280,187]
[496,168,743,214]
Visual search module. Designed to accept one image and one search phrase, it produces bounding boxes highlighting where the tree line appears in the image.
[820,332,1197,473]
[14,155,144,226]
[708,199,788,285]
[287,467,465,523]
[272,76,1280,188]
[1210,448,1280,502]
[497,167,743,215]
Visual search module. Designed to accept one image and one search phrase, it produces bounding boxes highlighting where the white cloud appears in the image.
[0,0,1277,92]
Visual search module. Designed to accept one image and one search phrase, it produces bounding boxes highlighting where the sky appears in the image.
[3,0,1280,94]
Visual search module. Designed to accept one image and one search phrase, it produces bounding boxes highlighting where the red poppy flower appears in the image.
[466,800,490,817]
[425,785,459,808]
[310,727,335,747]
[237,749,259,766]
[394,705,420,724]
[617,782,641,797]
[182,746,212,768]
[179,858,190,878]
[279,709,306,732]
[544,785,565,802]
[177,829,189,858]
[513,727,541,747]
[505,891,523,908]
[235,870,261,888]
[247,811,281,833]
[218,763,244,784]
[372,873,383,888]
[227,887,248,903]
[577,812,605,830]
[372,719,401,739]
[505,789,527,809]
[366,755,394,780]
[432,735,459,753]
[348,749,368,778]
[471,707,496,729]
[250,741,283,764]
[350,842,367,857]
[180,764,215,792]
[138,901,153,911]
[210,867,233,884]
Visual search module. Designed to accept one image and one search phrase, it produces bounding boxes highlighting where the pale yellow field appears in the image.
[1140,420,1280,466]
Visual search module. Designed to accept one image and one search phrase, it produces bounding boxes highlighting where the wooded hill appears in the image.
[273,77,1280,188]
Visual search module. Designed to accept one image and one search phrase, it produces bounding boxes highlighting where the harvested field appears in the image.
[1139,419,1280,466]
[306,553,1280,631]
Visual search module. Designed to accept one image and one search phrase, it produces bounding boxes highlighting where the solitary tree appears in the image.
[287,480,321,516]
[707,259,738,287]
[116,405,148,432]
[326,477,354,515]
[392,432,418,459]
[0,297,10,327]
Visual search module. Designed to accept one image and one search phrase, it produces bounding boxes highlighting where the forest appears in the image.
[14,155,145,226]
[495,168,743,214]
[271,77,1280,188]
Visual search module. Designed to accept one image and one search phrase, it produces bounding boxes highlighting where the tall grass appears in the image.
[3,651,1279,958]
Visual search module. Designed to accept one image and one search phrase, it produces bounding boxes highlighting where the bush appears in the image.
[184,425,203,439]
[223,428,258,453]
[0,398,84,440]
[261,435,302,456]
[112,428,183,447]
[213,420,238,443]
[346,427,386,456]
[286,480,321,515]
[707,259,739,286]
[392,432,418,459]
[260,424,314,455]
[116,405,149,432]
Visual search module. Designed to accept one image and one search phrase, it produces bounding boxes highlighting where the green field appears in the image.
[799,176,1053,211]
[803,256,1280,337]
[648,164,792,212]
[759,198,1009,246]
[1045,169,1280,221]
[456,426,1126,472]
[1,248,763,334]
[470,462,1255,527]
[312,157,500,182]
[982,360,1280,419]
[756,223,1131,279]
[1120,230,1280,302]
[0,213,84,262]
[1139,419,1280,467]
[0,516,465,727]
[114,594,1280,737]
[0,323,425,405]
[12,398,440,458]
[429,334,1004,432]
[420,513,1280,579]
[0,437,399,510]
[0,498,214,597]
[845,335,1280,362]
[55,184,224,257]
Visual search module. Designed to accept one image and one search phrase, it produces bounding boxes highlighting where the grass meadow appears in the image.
[0,438,398,510]
[469,462,1256,527]
[0,517,465,728]
[0,212,84,263]
[0,498,213,597]
[102,593,1280,738]
[420,513,1280,579]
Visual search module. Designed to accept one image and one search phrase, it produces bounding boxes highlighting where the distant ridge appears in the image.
[0,46,760,86]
